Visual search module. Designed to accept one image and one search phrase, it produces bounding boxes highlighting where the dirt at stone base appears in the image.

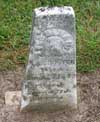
[0,68,100,122]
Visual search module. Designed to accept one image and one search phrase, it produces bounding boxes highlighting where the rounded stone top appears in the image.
[34,6,75,17]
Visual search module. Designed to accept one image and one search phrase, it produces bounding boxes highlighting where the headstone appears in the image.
[21,6,77,111]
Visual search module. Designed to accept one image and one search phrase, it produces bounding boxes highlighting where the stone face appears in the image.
[21,6,77,111]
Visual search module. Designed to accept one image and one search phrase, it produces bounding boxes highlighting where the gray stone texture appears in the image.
[21,6,77,111]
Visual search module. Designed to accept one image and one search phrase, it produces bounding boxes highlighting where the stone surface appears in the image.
[5,91,21,106]
[21,6,77,111]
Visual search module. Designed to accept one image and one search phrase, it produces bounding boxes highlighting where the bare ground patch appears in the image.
[0,68,100,122]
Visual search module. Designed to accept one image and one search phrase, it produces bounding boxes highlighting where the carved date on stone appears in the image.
[21,6,77,111]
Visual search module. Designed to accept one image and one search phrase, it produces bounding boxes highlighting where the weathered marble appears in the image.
[5,91,21,106]
[21,6,77,111]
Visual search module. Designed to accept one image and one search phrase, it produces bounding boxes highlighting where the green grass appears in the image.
[0,0,100,72]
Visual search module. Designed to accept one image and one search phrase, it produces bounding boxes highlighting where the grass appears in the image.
[0,0,100,72]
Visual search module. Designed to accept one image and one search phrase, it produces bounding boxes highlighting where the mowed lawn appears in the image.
[0,0,100,72]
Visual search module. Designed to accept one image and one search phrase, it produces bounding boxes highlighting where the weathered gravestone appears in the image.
[21,6,77,111]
